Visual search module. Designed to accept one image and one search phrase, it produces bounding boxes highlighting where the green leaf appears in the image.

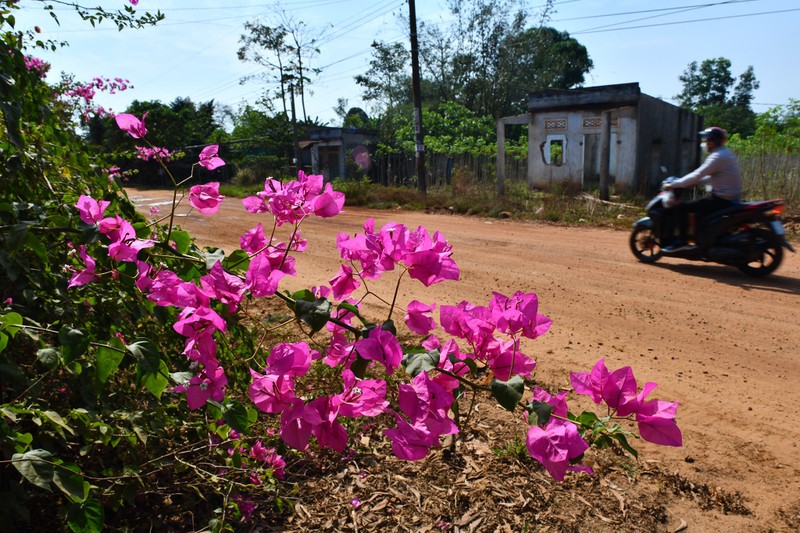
[527,400,553,426]
[350,354,370,379]
[170,230,192,254]
[402,349,439,377]
[491,376,525,412]
[66,498,104,533]
[169,371,192,385]
[37,347,59,368]
[24,231,48,263]
[0,331,7,353]
[380,319,397,336]
[337,302,367,325]
[42,410,75,436]
[95,339,125,385]
[1,312,23,336]
[610,432,639,459]
[81,223,100,245]
[59,326,89,363]
[125,338,161,374]
[140,360,168,399]
[200,248,226,269]
[294,297,331,334]
[223,400,255,434]
[11,449,54,491]
[221,249,250,272]
[53,463,89,502]
[574,411,603,430]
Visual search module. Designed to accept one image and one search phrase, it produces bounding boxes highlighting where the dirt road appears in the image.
[129,189,800,528]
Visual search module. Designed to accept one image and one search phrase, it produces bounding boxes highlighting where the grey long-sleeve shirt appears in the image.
[670,146,743,201]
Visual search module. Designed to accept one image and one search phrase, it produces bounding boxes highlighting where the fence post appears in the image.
[496,118,506,196]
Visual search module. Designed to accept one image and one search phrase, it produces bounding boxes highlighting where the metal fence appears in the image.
[738,152,800,206]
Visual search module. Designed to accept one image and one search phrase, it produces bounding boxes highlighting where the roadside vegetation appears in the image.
[1,1,798,532]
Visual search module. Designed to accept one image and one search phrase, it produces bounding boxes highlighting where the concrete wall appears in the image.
[636,95,703,194]
[527,106,637,190]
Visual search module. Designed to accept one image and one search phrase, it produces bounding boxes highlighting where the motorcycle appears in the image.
[629,177,795,276]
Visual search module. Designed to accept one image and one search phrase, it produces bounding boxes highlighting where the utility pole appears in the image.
[408,0,426,194]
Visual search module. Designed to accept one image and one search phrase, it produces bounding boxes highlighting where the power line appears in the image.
[572,7,800,35]
[556,0,758,22]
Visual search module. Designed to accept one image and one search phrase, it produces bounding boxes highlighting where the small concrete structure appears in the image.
[299,126,377,181]
[497,83,702,196]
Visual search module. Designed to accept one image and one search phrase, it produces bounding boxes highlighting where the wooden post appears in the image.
[496,118,506,196]
[409,0,426,194]
[599,110,611,201]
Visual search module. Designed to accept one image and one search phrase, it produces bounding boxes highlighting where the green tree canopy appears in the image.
[676,57,760,136]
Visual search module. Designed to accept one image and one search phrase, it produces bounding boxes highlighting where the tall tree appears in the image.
[413,0,587,118]
[676,57,760,136]
[238,16,321,122]
[354,41,411,112]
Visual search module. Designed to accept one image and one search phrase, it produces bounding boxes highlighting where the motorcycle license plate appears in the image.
[770,220,787,236]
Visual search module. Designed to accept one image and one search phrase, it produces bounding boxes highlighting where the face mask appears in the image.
[699,142,709,154]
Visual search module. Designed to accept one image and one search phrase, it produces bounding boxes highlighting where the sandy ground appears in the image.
[129,189,800,530]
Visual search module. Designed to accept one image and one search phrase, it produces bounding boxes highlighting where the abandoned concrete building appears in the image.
[497,82,703,195]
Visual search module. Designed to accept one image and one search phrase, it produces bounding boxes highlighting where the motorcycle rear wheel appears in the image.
[737,228,783,277]
[630,227,663,263]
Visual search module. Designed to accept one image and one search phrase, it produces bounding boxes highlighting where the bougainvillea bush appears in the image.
[0,3,681,532]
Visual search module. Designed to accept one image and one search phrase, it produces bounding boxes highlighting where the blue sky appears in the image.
[14,0,800,126]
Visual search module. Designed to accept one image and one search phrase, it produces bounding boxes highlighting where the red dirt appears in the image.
[129,189,800,531]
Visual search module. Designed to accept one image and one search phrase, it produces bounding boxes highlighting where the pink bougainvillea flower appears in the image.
[129,0,139,6]
[76,195,110,225]
[526,419,592,481]
[67,245,97,288]
[602,366,658,417]
[570,358,609,405]
[100,217,154,262]
[636,399,683,446]
[240,223,268,254]
[323,331,353,368]
[384,414,437,461]
[279,399,324,451]
[405,300,437,335]
[249,442,286,479]
[572,359,664,418]
[173,305,226,339]
[489,291,552,339]
[530,387,570,418]
[245,252,287,297]
[242,171,344,227]
[333,370,389,418]
[177,364,228,410]
[487,338,537,381]
[145,269,211,308]
[189,182,225,215]
[198,144,225,170]
[431,339,471,392]
[249,370,297,414]
[200,261,246,312]
[312,182,345,218]
[182,331,218,366]
[265,342,312,377]
[354,327,403,375]
[115,112,147,138]
[397,372,457,436]
[307,396,349,452]
[329,264,360,301]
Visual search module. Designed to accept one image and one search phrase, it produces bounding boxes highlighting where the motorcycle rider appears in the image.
[661,126,743,252]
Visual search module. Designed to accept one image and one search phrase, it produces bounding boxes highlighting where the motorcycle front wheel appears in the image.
[737,228,783,277]
[630,226,663,263]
